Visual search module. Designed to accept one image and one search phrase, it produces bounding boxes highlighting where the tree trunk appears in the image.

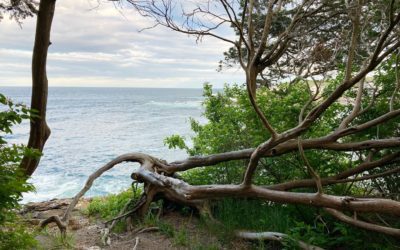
[20,0,56,176]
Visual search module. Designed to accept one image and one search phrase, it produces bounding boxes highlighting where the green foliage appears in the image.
[86,187,142,220]
[165,61,400,248]
[0,94,38,249]
[86,188,143,233]
[213,199,293,234]
[164,134,188,151]
[0,218,38,250]
[165,82,347,186]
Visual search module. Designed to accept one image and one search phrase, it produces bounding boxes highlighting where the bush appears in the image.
[0,94,38,249]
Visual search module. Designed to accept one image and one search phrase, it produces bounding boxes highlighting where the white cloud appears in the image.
[0,0,245,88]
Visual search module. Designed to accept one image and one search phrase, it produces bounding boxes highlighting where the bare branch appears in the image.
[298,138,323,194]
[324,208,400,238]
[390,50,400,111]
[339,77,365,129]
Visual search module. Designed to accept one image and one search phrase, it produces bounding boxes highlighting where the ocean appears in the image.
[0,87,205,203]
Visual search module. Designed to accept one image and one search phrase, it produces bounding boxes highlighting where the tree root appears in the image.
[39,215,67,237]
[235,231,324,250]
[132,227,159,235]
[132,237,140,250]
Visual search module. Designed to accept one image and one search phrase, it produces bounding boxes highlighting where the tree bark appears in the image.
[20,0,55,176]
[247,67,258,98]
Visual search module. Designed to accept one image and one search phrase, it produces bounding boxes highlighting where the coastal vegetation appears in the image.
[0,95,38,249]
[1,0,400,249]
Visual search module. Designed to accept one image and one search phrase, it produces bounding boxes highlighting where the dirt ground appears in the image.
[21,198,251,250]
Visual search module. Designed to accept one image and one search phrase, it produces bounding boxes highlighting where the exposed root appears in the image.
[104,193,148,226]
[133,227,160,235]
[132,237,140,250]
[235,231,324,250]
[101,228,111,246]
[39,215,67,237]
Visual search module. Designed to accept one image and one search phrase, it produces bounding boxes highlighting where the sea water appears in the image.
[0,87,205,202]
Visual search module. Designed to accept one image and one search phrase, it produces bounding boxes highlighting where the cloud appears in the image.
[0,0,245,88]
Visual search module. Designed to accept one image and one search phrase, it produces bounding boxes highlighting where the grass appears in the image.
[86,187,142,220]
[158,221,175,238]
[52,232,75,250]
[85,187,142,233]
[39,229,75,250]
[203,198,295,246]
[204,198,400,250]
[173,228,189,246]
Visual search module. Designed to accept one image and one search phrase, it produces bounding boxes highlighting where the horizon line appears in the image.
[0,85,215,89]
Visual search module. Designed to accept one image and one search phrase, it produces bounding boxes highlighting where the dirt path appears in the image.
[21,199,250,250]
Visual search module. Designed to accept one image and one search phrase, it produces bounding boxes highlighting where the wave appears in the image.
[146,100,202,109]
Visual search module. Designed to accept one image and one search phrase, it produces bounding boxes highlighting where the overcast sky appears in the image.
[0,0,245,88]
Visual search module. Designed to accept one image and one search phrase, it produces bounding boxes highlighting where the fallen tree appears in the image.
[40,0,400,246]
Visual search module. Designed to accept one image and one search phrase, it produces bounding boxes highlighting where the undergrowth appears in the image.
[85,187,400,249]
[206,198,400,250]
[86,187,142,220]
[0,216,38,250]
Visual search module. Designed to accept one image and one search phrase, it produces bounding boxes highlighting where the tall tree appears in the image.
[19,0,55,176]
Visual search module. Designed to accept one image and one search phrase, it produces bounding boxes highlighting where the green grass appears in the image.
[204,198,400,250]
[173,228,189,246]
[39,229,75,250]
[52,232,75,249]
[86,187,141,220]
[158,221,175,238]
[211,199,293,235]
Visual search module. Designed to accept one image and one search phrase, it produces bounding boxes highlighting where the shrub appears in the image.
[0,94,38,249]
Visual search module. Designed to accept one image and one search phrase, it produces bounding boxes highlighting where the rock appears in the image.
[21,198,71,214]
[69,218,90,230]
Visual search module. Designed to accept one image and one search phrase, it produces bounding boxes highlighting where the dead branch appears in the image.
[390,50,400,111]
[235,231,324,250]
[297,138,323,194]
[324,208,400,238]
